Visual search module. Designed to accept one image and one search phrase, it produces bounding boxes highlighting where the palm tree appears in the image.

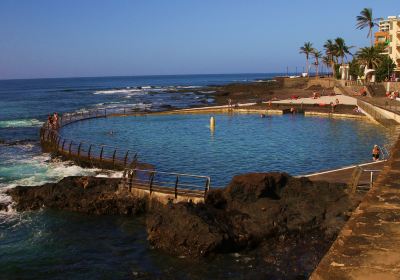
[334,37,353,65]
[356,8,379,46]
[356,45,384,69]
[312,50,322,78]
[299,42,314,76]
[323,39,337,77]
[322,56,332,76]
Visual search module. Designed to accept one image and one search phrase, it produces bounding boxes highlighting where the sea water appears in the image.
[60,114,392,186]
[0,73,393,279]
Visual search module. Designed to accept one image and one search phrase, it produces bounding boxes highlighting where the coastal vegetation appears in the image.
[356,8,379,47]
[301,7,395,82]
[312,49,322,78]
[299,42,314,76]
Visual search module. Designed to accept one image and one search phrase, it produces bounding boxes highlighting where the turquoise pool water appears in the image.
[60,113,392,186]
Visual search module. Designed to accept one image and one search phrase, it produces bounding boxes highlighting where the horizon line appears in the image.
[0,71,302,82]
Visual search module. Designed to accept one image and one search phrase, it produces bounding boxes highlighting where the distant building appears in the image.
[375,16,400,74]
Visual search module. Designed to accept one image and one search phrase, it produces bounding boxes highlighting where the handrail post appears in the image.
[112,149,117,165]
[370,171,374,188]
[149,171,155,194]
[100,147,104,161]
[124,151,129,167]
[88,145,92,160]
[57,137,61,151]
[61,140,66,152]
[204,178,210,198]
[175,176,179,199]
[77,142,82,156]
[69,141,73,155]
[129,169,136,192]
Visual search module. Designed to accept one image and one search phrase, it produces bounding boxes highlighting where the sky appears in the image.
[0,0,399,80]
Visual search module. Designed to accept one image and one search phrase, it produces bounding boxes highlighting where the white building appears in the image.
[375,16,400,73]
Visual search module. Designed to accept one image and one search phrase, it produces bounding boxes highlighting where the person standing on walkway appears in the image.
[372,145,380,161]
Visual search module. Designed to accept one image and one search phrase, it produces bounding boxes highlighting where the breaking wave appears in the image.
[0,119,43,128]
[93,88,144,95]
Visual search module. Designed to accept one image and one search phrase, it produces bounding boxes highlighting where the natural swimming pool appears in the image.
[60,113,392,186]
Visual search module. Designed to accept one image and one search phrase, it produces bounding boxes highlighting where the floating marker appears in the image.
[210,116,215,130]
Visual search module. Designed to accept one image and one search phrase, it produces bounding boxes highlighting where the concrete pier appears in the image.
[311,129,400,279]
[305,161,385,186]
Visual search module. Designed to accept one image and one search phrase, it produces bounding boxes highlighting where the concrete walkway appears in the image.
[311,95,400,280]
[273,95,358,106]
[305,161,385,186]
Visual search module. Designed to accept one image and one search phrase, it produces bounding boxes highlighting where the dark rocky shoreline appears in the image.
[4,172,363,279]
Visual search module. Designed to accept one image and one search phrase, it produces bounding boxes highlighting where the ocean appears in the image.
[0,73,393,279]
[0,73,282,279]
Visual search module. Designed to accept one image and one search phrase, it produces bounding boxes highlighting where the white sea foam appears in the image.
[96,171,123,178]
[0,153,100,220]
[94,89,144,95]
[177,86,202,89]
[0,119,43,128]
[96,102,151,110]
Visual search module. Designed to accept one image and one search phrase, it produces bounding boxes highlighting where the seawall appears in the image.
[311,87,400,279]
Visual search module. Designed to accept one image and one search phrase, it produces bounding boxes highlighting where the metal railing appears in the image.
[363,169,381,188]
[40,127,139,169]
[60,106,144,127]
[349,165,384,193]
[40,106,146,169]
[378,145,390,160]
[40,107,212,197]
[121,168,211,199]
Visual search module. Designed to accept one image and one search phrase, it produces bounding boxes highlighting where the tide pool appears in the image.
[60,113,392,186]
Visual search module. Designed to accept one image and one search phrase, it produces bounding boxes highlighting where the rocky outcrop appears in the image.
[7,172,362,262]
[146,173,360,258]
[7,176,147,215]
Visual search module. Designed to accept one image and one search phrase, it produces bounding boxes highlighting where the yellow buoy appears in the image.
[210,116,215,130]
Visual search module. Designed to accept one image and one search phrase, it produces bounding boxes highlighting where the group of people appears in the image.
[47,112,59,130]
[386,91,399,100]
[353,106,362,113]
[312,92,321,99]
[329,98,340,112]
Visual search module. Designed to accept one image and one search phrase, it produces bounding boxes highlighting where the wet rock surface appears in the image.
[7,176,147,215]
[147,173,361,259]
[7,172,363,279]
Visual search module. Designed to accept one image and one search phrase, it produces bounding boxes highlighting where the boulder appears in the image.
[146,173,358,257]
[7,176,147,215]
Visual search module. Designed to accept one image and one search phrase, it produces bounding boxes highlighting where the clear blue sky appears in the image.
[0,0,398,79]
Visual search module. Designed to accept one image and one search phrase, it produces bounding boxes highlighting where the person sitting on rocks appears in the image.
[52,112,59,129]
[330,102,336,113]
[47,115,53,129]
[227,98,232,108]
[353,106,361,113]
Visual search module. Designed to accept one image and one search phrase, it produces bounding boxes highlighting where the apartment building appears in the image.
[375,16,400,73]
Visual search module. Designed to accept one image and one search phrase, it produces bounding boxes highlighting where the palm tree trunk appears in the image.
[369,28,373,47]
[306,58,309,76]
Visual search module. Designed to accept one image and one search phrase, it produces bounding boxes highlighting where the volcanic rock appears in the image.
[146,173,359,257]
[7,176,147,215]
